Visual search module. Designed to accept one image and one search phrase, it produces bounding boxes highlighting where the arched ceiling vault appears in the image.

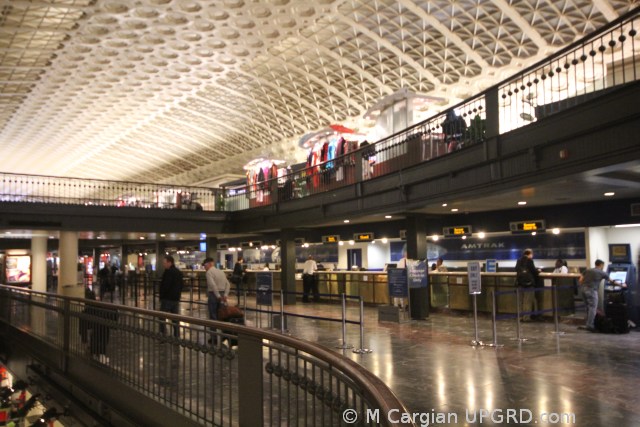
[0,0,636,185]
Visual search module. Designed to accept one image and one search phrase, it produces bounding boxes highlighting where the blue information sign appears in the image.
[256,272,273,305]
[407,260,428,289]
[486,259,497,273]
[388,268,408,298]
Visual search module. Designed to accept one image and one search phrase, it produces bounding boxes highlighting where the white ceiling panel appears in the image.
[0,0,636,185]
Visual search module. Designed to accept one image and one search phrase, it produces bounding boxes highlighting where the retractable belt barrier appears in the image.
[475,284,579,347]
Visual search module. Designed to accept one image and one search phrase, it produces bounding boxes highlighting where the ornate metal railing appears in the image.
[0,285,412,426]
[0,172,221,211]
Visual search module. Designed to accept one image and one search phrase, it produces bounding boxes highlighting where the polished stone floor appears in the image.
[111,289,640,427]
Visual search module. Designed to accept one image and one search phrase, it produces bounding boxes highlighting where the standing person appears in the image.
[579,259,611,332]
[202,257,230,322]
[515,249,540,321]
[553,259,568,274]
[159,255,183,338]
[231,257,244,299]
[98,264,111,300]
[436,257,448,272]
[302,255,318,302]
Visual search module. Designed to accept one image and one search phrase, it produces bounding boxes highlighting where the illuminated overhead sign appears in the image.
[354,232,374,242]
[510,220,546,234]
[322,235,340,243]
[443,225,472,237]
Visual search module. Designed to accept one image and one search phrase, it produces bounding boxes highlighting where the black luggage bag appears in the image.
[605,302,629,334]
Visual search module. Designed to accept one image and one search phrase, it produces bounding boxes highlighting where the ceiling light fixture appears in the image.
[451,208,459,212]
[552,228,560,234]
[518,201,527,205]
[604,192,615,197]
[344,219,350,223]
[432,235,439,241]
[531,231,537,236]
[477,232,486,239]
[614,224,640,228]
[442,203,448,207]
[385,215,392,219]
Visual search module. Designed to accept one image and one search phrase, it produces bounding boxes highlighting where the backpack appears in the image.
[516,266,534,287]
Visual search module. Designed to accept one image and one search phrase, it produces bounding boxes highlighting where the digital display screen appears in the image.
[609,244,631,263]
[609,270,628,283]
[322,235,340,243]
[354,232,374,242]
[443,225,472,237]
[510,220,546,233]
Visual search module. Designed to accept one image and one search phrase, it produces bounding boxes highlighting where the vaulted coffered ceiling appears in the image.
[0,0,636,186]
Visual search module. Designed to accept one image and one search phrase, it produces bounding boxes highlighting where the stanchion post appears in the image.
[279,290,285,334]
[336,293,353,349]
[189,278,194,312]
[552,281,565,335]
[353,297,372,354]
[487,290,504,348]
[511,287,528,342]
[471,293,483,346]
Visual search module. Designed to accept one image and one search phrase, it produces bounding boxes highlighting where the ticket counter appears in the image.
[430,272,579,315]
[235,270,578,316]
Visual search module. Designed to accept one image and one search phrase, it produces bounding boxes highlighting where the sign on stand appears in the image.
[407,260,428,289]
[256,272,273,306]
[467,262,482,294]
[387,268,408,298]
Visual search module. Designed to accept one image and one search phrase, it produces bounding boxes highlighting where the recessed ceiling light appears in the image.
[385,215,392,219]
[160,234,166,237]
[139,236,145,240]
[442,203,448,207]
[432,235,439,241]
[381,237,388,244]
[518,201,527,205]
[531,231,537,236]
[344,219,350,223]
[451,208,459,212]
[614,224,640,228]
[461,235,467,240]
[604,192,615,197]
[348,240,355,245]
[477,232,486,239]
[552,228,560,234]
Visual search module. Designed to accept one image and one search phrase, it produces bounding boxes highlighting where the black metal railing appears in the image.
[0,172,221,211]
[0,284,414,426]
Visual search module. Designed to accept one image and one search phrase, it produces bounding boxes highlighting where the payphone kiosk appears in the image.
[606,244,638,324]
